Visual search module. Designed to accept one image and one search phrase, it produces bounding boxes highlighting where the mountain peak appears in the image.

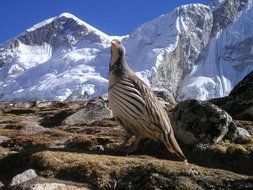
[58,12,77,19]
[26,12,80,32]
[26,12,109,40]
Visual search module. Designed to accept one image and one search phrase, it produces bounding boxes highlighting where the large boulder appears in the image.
[10,169,37,187]
[171,100,237,146]
[62,97,113,125]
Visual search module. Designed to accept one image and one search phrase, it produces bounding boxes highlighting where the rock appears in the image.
[171,99,236,145]
[30,183,89,190]
[10,169,37,187]
[237,127,251,138]
[153,90,177,113]
[0,135,10,144]
[210,71,253,121]
[234,120,253,135]
[153,90,176,104]
[0,181,4,188]
[33,100,52,108]
[210,0,248,37]
[10,176,89,190]
[62,97,113,125]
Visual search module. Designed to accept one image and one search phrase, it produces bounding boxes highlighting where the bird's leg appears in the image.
[117,134,134,151]
[126,135,142,153]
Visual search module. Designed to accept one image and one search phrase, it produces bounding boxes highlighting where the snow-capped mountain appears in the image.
[0,0,252,102]
[0,13,113,101]
[179,0,253,100]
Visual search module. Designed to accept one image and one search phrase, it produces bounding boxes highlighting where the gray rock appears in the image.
[0,135,10,144]
[148,4,213,96]
[62,97,112,125]
[10,169,37,187]
[237,127,251,138]
[210,0,248,37]
[30,183,88,190]
[171,99,236,146]
[153,90,176,104]
[34,100,52,108]
[0,181,4,188]
[10,176,89,190]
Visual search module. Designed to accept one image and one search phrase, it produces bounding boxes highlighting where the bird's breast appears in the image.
[108,78,147,122]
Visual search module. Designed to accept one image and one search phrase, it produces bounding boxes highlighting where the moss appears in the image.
[0,129,21,136]
[4,124,24,130]
[5,108,36,115]
[28,151,253,190]
[209,144,227,154]
[207,139,252,156]
[43,129,72,138]
[66,134,121,151]
[0,146,9,154]
[190,139,253,175]
[66,134,97,150]
[227,144,247,155]
[2,135,54,150]
[0,114,22,124]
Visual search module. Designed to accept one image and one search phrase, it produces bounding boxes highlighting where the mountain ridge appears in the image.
[0,0,252,102]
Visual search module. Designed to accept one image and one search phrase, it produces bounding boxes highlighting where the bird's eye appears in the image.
[118,41,121,44]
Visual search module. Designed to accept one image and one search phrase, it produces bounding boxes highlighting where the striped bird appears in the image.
[108,39,187,161]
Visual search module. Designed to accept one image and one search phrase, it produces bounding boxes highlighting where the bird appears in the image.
[108,39,187,162]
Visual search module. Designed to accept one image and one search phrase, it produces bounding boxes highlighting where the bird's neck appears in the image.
[109,55,130,78]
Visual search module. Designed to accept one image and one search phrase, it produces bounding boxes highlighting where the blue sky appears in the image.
[0,0,209,44]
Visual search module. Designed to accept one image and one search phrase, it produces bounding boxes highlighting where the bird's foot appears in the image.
[117,135,134,152]
[125,136,142,154]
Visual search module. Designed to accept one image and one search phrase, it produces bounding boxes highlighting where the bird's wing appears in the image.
[121,74,172,135]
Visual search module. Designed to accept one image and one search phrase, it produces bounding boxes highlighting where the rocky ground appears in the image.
[0,72,252,189]
[0,96,252,189]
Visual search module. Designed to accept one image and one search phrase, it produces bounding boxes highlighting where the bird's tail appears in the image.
[163,131,187,162]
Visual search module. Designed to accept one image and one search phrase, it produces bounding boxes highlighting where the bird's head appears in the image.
[110,39,125,63]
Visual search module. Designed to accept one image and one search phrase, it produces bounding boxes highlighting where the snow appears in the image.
[122,8,180,72]
[0,47,109,101]
[179,0,253,100]
[0,1,252,102]
[27,18,55,32]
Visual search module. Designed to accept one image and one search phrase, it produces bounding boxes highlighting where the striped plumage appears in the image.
[108,39,186,161]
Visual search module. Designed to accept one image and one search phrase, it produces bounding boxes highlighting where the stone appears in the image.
[0,135,10,144]
[62,97,113,125]
[9,176,89,190]
[153,90,177,113]
[171,99,236,145]
[30,183,89,190]
[153,90,176,104]
[0,181,4,188]
[237,127,251,138]
[10,169,38,187]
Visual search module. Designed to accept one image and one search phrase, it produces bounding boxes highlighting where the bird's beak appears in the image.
[111,40,118,49]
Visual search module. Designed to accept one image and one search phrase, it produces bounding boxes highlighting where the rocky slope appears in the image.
[0,0,253,102]
[0,91,252,189]
[210,70,253,120]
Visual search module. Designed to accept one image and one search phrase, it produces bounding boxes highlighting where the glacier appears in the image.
[179,0,253,100]
[0,0,252,102]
